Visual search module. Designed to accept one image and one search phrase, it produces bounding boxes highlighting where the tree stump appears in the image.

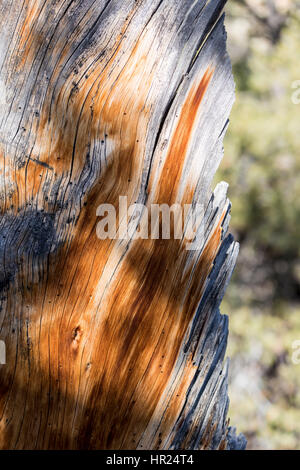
[0,0,246,450]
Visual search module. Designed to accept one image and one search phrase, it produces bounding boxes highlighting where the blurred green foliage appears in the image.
[219,0,300,449]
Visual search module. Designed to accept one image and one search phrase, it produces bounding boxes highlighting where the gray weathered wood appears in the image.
[0,0,246,449]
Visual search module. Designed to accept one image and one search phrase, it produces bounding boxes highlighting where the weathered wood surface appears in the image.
[0,0,246,449]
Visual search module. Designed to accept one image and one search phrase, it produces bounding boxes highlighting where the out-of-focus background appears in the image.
[219,0,300,449]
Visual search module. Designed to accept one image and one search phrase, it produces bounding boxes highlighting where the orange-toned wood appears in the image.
[0,0,245,450]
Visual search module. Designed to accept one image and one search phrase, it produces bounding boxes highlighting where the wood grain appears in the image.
[0,0,246,449]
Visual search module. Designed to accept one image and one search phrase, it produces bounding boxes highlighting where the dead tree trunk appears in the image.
[0,0,246,450]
